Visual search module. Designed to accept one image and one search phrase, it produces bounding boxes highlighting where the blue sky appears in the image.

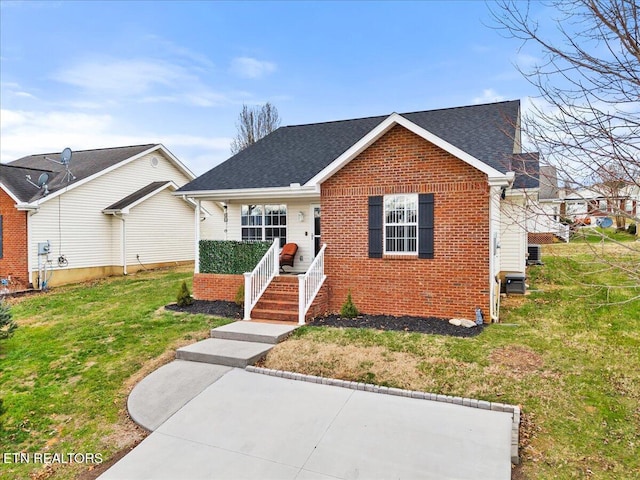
[1,1,546,175]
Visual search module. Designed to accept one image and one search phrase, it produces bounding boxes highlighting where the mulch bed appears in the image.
[308,314,485,338]
[165,300,483,337]
[165,300,242,319]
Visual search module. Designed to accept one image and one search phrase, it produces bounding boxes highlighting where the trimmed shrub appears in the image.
[199,241,271,274]
[628,223,637,235]
[0,300,17,341]
[176,281,194,307]
[340,292,359,319]
[234,284,245,307]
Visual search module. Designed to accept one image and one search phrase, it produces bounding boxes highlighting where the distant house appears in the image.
[526,165,570,243]
[0,144,215,289]
[561,184,638,227]
[178,100,538,323]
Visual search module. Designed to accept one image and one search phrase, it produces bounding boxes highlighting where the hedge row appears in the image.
[199,240,271,274]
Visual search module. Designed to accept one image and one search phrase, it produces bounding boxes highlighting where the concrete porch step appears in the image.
[176,338,273,367]
[210,321,298,344]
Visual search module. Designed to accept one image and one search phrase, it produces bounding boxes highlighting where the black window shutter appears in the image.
[0,215,3,259]
[418,193,434,259]
[368,196,383,258]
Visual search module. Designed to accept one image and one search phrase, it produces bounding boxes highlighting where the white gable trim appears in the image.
[305,113,507,186]
[27,144,195,207]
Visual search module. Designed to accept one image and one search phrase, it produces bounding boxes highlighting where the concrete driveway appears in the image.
[100,368,514,480]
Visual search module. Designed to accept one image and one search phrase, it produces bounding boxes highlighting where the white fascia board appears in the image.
[176,185,320,202]
[488,172,515,188]
[306,113,508,187]
[103,181,178,215]
[34,144,195,206]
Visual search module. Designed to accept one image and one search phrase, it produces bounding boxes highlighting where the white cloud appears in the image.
[0,108,231,175]
[229,57,276,79]
[1,109,119,162]
[52,59,184,96]
[50,57,232,107]
[472,89,506,104]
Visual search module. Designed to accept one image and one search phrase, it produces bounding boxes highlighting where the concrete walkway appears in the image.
[102,368,514,480]
[101,321,518,479]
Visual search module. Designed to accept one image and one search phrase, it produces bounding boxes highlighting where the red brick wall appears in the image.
[193,273,244,301]
[0,189,29,286]
[306,282,329,321]
[321,124,490,320]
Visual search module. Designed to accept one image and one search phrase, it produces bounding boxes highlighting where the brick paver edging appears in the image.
[246,365,521,464]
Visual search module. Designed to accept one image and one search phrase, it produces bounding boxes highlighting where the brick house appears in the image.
[177,100,538,323]
[0,186,29,288]
[1,144,217,290]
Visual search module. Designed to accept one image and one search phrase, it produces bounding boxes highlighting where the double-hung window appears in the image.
[369,193,433,259]
[384,194,418,254]
[241,204,287,244]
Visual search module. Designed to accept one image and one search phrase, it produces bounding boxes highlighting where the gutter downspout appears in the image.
[115,213,127,275]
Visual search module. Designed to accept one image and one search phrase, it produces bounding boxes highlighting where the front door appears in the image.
[311,204,321,256]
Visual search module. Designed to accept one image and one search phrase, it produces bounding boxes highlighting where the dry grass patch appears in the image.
[265,338,429,388]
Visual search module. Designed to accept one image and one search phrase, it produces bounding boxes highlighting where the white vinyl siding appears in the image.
[500,197,527,274]
[28,151,200,274]
[126,188,195,264]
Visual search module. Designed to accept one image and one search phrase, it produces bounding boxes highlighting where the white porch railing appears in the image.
[298,244,327,325]
[244,239,280,320]
[527,214,570,242]
[557,223,570,242]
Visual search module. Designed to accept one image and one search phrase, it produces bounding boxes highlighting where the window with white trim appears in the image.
[241,204,287,244]
[384,194,418,254]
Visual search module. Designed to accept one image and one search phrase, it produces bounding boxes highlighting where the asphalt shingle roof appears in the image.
[511,153,540,190]
[103,181,171,212]
[1,144,156,203]
[178,100,521,193]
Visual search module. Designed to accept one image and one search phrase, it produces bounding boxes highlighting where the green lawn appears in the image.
[0,267,232,480]
[1,243,639,479]
[264,241,640,479]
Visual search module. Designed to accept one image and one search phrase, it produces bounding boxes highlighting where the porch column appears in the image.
[194,200,201,274]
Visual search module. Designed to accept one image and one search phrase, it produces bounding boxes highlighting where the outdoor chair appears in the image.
[279,243,298,272]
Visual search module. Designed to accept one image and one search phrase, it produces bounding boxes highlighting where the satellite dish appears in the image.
[37,173,49,187]
[61,148,72,165]
[597,217,614,228]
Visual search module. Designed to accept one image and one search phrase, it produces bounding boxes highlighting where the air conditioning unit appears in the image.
[527,244,543,265]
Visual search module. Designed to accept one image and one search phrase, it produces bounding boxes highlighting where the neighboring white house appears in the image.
[1,144,216,288]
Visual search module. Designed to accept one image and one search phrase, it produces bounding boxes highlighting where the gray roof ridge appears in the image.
[281,113,387,129]
[1,163,55,173]
[9,143,158,164]
[281,99,521,129]
[400,99,519,117]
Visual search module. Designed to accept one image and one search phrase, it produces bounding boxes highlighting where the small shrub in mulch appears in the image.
[308,314,485,338]
[176,281,194,307]
[340,291,359,318]
[165,300,242,319]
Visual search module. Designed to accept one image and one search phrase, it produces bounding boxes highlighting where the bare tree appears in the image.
[491,0,640,302]
[230,102,281,155]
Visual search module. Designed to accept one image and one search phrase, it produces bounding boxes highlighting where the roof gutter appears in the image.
[175,184,320,201]
[15,203,39,212]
